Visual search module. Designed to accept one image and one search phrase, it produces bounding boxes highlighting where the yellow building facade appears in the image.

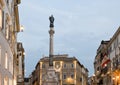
[30,54,88,85]
[93,27,120,85]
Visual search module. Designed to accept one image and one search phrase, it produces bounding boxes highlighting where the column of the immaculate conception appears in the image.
[42,15,59,85]
[49,15,55,66]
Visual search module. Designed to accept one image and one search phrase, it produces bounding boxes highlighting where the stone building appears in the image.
[24,77,31,85]
[30,54,88,85]
[88,75,96,85]
[0,0,24,85]
[94,40,110,85]
[93,27,120,85]
[107,27,120,85]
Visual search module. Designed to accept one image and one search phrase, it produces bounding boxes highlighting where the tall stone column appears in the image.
[42,15,59,85]
[49,15,55,66]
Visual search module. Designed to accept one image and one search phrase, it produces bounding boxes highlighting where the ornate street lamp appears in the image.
[20,25,24,32]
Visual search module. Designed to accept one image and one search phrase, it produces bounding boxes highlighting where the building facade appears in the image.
[29,54,88,85]
[93,27,120,85]
[107,27,120,85]
[94,40,110,85]
[0,0,24,85]
[24,78,31,85]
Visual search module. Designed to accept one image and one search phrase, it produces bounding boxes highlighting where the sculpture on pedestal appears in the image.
[49,15,54,28]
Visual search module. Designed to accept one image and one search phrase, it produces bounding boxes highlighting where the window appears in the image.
[5,14,10,40]
[114,38,118,49]
[80,77,82,82]
[9,60,13,74]
[0,45,1,64]
[7,0,9,4]
[97,67,99,71]
[108,46,112,53]
[71,63,74,68]
[0,9,2,30]
[71,74,74,79]
[113,58,115,67]
[64,64,66,68]
[111,43,114,51]
[42,64,45,68]
[63,74,66,79]
[5,23,9,39]
[17,55,19,58]
[5,52,8,69]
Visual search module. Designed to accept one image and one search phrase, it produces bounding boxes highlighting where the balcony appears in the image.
[101,67,108,74]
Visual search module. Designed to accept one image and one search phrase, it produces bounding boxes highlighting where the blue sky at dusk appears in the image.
[18,0,120,77]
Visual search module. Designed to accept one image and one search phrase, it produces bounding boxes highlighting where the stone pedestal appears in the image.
[43,66,59,85]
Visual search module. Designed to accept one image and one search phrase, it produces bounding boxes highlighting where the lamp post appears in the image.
[20,25,24,32]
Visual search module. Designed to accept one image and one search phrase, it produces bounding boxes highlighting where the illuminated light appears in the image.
[112,77,115,80]
[67,78,71,83]
[13,75,16,85]
[20,25,24,32]
[93,74,95,77]
[23,52,25,56]
[67,78,70,81]
[107,71,110,74]
[60,61,63,66]
[104,64,107,67]
[97,71,99,74]
[116,76,119,79]
[101,74,104,77]
[66,77,74,84]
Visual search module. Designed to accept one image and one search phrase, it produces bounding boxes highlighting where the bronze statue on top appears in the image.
[49,15,54,27]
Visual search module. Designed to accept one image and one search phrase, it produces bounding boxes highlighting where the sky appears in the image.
[18,0,120,77]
